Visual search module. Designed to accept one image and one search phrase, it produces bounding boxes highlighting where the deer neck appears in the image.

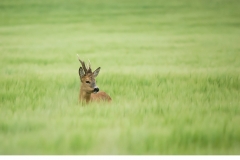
[79,86,91,103]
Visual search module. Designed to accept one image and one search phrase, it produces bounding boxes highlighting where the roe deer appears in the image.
[77,55,112,104]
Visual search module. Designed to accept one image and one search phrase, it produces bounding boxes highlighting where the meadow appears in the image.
[0,0,240,154]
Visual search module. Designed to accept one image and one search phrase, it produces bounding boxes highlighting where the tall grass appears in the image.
[0,0,240,154]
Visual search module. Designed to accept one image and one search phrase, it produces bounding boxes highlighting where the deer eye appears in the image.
[86,81,90,84]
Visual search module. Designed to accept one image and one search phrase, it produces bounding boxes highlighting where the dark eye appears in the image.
[86,81,90,84]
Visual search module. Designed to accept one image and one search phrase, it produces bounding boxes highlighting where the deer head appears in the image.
[77,55,101,94]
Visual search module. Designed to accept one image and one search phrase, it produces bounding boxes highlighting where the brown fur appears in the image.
[90,91,112,102]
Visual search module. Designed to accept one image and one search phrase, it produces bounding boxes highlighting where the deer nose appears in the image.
[93,87,99,93]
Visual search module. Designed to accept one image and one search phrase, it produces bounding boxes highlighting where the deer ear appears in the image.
[79,67,85,78]
[93,67,101,77]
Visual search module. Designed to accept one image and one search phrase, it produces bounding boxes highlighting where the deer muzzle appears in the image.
[93,87,99,93]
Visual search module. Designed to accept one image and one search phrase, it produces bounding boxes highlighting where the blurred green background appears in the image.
[0,0,240,154]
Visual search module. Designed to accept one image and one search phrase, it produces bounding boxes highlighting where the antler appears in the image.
[88,59,92,73]
[77,54,88,73]
[77,54,92,73]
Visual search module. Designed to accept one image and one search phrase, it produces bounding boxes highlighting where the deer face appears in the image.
[78,56,101,94]
[79,70,100,93]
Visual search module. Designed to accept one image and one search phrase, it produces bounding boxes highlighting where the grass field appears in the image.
[0,0,240,155]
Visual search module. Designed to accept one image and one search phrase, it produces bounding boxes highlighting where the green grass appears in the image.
[0,0,240,155]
